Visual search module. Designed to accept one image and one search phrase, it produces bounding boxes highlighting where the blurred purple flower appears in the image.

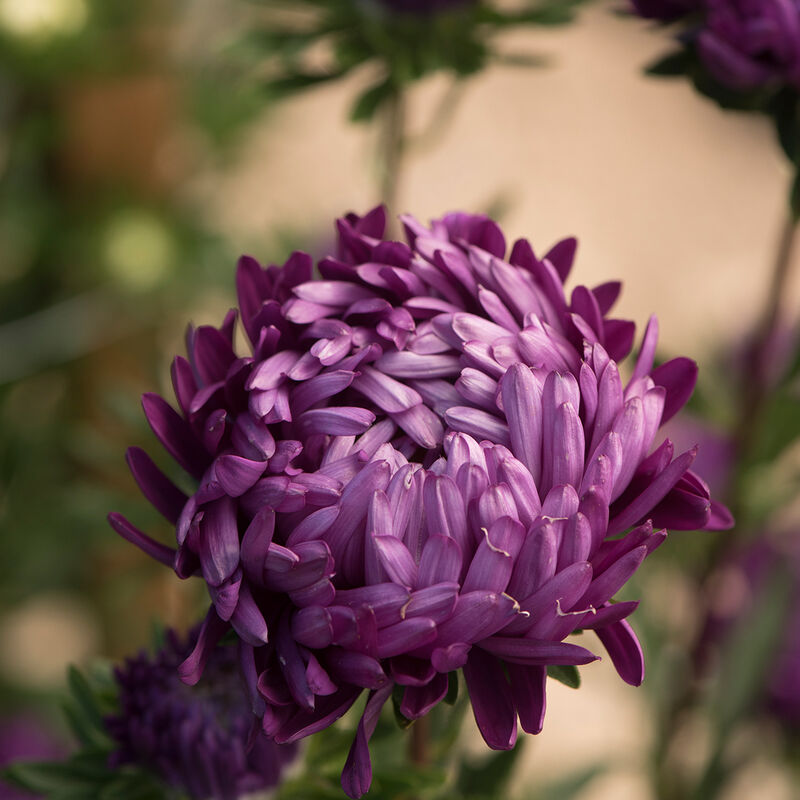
[110,207,731,797]
[698,0,800,90]
[0,717,64,800]
[700,534,800,727]
[106,628,297,800]
[630,0,699,22]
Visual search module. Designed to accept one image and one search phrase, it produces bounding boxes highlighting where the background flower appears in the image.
[106,627,298,800]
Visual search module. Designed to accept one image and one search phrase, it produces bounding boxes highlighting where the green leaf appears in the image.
[532,764,607,800]
[547,664,581,689]
[67,665,106,733]
[708,561,794,734]
[646,49,691,77]
[350,80,396,123]
[444,671,459,705]
[456,740,525,799]
[2,760,108,794]
[391,684,413,730]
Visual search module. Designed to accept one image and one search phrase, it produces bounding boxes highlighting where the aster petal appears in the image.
[341,683,393,800]
[579,545,648,609]
[325,649,388,690]
[608,447,696,536]
[231,583,269,646]
[199,497,241,586]
[107,512,176,568]
[178,606,229,685]
[479,637,599,666]
[400,672,449,720]
[463,649,517,750]
[500,363,544,484]
[418,534,463,587]
[142,393,209,480]
[126,447,188,524]
[651,357,698,423]
[594,619,644,686]
[372,535,418,589]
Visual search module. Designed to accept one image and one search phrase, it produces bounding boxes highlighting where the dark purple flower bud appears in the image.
[698,0,800,90]
[106,628,297,799]
[112,207,731,798]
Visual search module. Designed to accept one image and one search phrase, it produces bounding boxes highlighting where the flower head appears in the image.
[111,207,731,798]
[697,0,800,90]
[106,628,297,800]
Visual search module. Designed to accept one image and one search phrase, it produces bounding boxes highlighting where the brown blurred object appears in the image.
[58,73,179,197]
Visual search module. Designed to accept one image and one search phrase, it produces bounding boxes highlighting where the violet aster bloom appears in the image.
[110,207,731,798]
[105,627,296,800]
[698,0,800,90]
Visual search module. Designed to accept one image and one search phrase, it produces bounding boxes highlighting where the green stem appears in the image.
[408,715,429,768]
[378,88,406,227]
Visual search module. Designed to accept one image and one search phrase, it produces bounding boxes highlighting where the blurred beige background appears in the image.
[196,1,799,363]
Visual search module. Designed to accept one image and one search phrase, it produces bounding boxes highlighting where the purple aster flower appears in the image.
[698,0,800,90]
[110,207,732,798]
[699,533,800,728]
[106,628,297,800]
[630,0,699,22]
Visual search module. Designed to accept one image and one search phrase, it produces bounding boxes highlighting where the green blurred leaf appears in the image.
[708,562,794,733]
[350,80,396,123]
[547,664,580,689]
[531,764,607,800]
[456,740,525,799]
[444,671,459,705]
[646,49,691,77]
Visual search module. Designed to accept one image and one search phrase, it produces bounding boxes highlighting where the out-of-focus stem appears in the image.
[408,715,429,768]
[734,212,799,465]
[378,88,406,228]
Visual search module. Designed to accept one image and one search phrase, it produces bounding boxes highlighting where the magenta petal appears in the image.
[651,357,698,424]
[214,454,266,497]
[500,363,544,484]
[423,474,468,550]
[376,617,437,659]
[579,600,639,630]
[107,512,176,568]
[275,687,361,744]
[141,393,209,480]
[508,663,547,734]
[400,672,448,720]
[292,606,333,649]
[372,534,418,588]
[231,582,269,646]
[325,649,388,690]
[208,568,242,620]
[431,642,471,672]
[418,534,463,587]
[298,407,376,436]
[462,529,514,594]
[352,366,422,412]
[579,545,647,609]
[444,406,511,449]
[479,637,599,666]
[341,684,393,800]
[404,583,459,623]
[375,351,461,379]
[608,448,696,535]
[178,606,229,685]
[199,496,241,586]
[594,619,644,686]
[126,447,188,524]
[463,649,518,750]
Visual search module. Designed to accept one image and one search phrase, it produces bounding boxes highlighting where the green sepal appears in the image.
[391,684,414,730]
[443,671,459,705]
[645,49,692,77]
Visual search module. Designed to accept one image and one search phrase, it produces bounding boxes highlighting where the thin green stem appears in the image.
[378,88,406,227]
